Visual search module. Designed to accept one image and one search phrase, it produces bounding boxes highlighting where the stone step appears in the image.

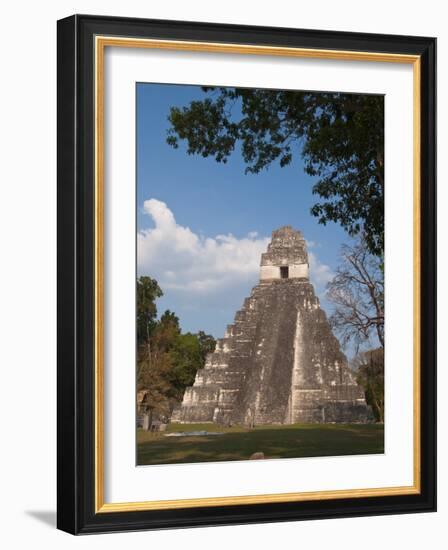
[214,338,233,353]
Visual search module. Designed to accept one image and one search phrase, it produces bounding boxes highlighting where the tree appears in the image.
[169,333,203,398]
[197,330,216,363]
[136,276,163,348]
[137,352,173,421]
[136,282,217,419]
[151,310,181,352]
[167,88,384,256]
[352,348,384,422]
[137,310,181,420]
[159,310,180,331]
[326,236,384,350]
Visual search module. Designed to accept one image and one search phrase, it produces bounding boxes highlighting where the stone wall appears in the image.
[260,263,309,280]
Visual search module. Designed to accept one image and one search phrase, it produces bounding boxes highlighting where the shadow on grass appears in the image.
[137,424,384,465]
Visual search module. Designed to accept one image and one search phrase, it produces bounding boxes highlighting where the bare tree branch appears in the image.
[327,235,384,350]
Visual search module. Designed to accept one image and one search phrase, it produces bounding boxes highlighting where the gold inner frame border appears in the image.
[94,35,421,513]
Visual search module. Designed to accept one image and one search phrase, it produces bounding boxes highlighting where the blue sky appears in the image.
[136,83,351,346]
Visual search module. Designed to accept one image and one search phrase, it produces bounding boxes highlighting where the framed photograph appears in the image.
[57,14,436,534]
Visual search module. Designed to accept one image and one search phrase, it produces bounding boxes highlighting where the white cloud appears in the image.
[138,199,270,293]
[309,251,334,291]
[138,198,334,300]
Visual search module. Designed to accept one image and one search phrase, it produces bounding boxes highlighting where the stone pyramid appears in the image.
[171,226,370,425]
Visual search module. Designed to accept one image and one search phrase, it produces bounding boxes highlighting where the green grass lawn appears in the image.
[137,423,384,465]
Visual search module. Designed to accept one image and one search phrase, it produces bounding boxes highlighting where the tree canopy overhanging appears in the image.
[167,87,384,257]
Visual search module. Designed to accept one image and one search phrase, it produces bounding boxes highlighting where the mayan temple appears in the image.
[171,226,370,425]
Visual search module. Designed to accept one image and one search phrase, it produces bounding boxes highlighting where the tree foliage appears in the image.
[136,276,163,347]
[136,277,216,420]
[327,236,384,350]
[352,348,384,422]
[197,330,217,363]
[167,88,384,256]
[169,334,204,396]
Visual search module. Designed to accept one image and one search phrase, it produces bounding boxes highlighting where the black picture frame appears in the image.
[57,14,436,534]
